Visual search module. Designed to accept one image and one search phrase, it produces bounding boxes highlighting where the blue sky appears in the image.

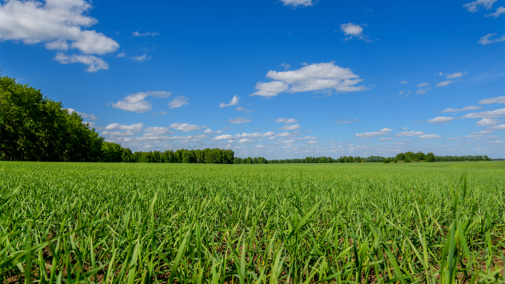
[1,0,504,159]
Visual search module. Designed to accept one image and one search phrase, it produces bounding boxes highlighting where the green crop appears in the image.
[0,162,504,283]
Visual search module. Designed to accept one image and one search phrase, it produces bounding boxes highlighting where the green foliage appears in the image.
[0,74,103,161]
[0,162,503,282]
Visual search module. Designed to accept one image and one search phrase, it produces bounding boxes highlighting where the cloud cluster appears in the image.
[463,0,497,12]
[477,118,503,126]
[251,62,366,97]
[280,124,301,130]
[229,117,251,124]
[105,123,144,132]
[67,108,99,120]
[170,123,208,132]
[479,96,505,104]
[132,31,159,37]
[442,106,482,112]
[335,119,358,124]
[276,118,298,124]
[112,91,172,113]
[0,0,119,71]
[355,128,392,138]
[395,131,424,137]
[169,96,189,109]
[427,116,457,124]
[461,108,505,118]
[478,33,505,45]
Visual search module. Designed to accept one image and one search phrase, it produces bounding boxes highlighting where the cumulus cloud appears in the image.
[336,119,357,124]
[116,52,126,58]
[340,23,370,41]
[203,129,223,134]
[416,89,426,94]
[235,106,253,113]
[280,124,301,131]
[478,33,505,45]
[212,134,234,141]
[104,123,144,132]
[132,31,159,37]
[229,117,251,124]
[477,118,503,126]
[379,137,394,141]
[417,82,429,87]
[420,134,441,140]
[0,0,119,55]
[442,106,482,112]
[131,54,151,62]
[251,62,366,97]
[446,72,467,79]
[395,131,424,137]
[219,95,240,108]
[170,123,208,132]
[112,91,171,113]
[54,53,108,72]
[486,6,505,17]
[280,0,313,7]
[306,141,318,145]
[144,127,173,134]
[276,118,298,124]
[461,108,505,118]
[479,96,505,104]
[169,96,189,108]
[426,116,457,124]
[67,108,99,120]
[436,80,452,87]
[486,124,505,131]
[463,0,497,12]
[238,138,254,144]
[355,128,392,138]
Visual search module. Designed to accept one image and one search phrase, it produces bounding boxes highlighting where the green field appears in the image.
[1,162,504,283]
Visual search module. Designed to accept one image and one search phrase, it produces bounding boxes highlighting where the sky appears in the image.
[1,0,504,159]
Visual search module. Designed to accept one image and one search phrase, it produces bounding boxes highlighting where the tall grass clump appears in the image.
[0,162,504,283]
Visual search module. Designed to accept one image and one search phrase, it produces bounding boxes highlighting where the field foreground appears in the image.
[0,162,504,283]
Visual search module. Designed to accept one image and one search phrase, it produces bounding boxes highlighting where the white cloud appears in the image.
[401,81,408,84]
[280,0,313,7]
[251,62,366,97]
[417,82,429,87]
[486,6,505,18]
[169,96,189,108]
[170,123,208,132]
[487,140,504,144]
[235,106,253,113]
[144,127,173,134]
[0,0,119,55]
[419,134,441,140]
[280,124,301,130]
[54,53,108,72]
[399,91,405,95]
[335,119,357,124]
[395,131,424,137]
[379,137,394,141]
[67,108,99,120]
[131,54,151,62]
[219,95,240,108]
[281,140,294,144]
[306,141,318,145]
[297,136,317,140]
[436,80,452,87]
[238,138,254,144]
[355,128,392,138]
[132,31,159,37]
[212,134,234,141]
[442,106,482,112]
[340,23,370,41]
[479,96,505,104]
[446,72,467,79]
[235,132,275,139]
[204,129,223,134]
[104,123,144,132]
[427,116,457,124]
[477,118,503,126]
[116,52,126,58]
[229,117,251,124]
[112,91,171,113]
[461,108,505,118]
[416,89,426,94]
[276,118,298,124]
[463,0,497,12]
[486,124,505,131]
[467,130,493,137]
[478,33,505,45]
[102,130,134,137]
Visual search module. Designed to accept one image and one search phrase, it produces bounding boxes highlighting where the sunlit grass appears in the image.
[0,162,504,283]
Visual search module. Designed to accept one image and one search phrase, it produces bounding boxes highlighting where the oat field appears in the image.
[0,162,504,283]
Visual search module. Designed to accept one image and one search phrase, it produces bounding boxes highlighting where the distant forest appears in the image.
[0,74,493,163]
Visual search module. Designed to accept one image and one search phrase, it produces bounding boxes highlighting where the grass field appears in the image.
[0,162,504,283]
